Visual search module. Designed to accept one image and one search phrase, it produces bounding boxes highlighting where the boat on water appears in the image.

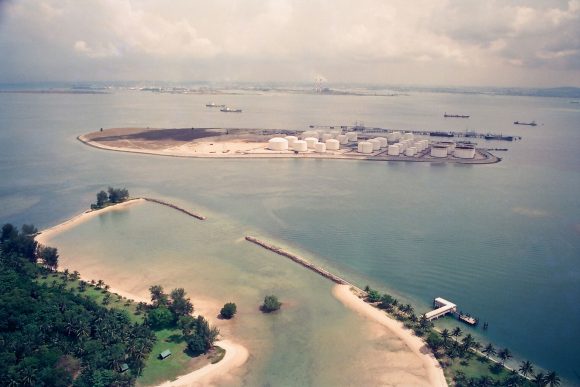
[484,134,516,141]
[430,131,454,137]
[444,113,470,118]
[513,120,537,126]
[220,107,242,113]
[206,102,225,108]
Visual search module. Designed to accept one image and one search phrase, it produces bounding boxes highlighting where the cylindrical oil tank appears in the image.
[375,137,388,148]
[337,134,348,144]
[405,147,416,156]
[430,145,448,157]
[346,132,357,141]
[293,140,307,152]
[387,133,397,143]
[314,142,327,153]
[326,139,340,150]
[304,137,318,149]
[284,136,298,146]
[301,131,318,140]
[393,131,402,141]
[321,133,333,142]
[358,141,373,154]
[369,138,381,151]
[403,132,414,141]
[268,137,288,151]
[388,144,400,156]
[454,145,476,159]
[397,142,407,152]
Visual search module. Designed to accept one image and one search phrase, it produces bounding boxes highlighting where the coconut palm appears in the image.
[533,372,546,386]
[440,329,451,346]
[519,360,534,378]
[451,326,462,339]
[482,343,496,359]
[544,371,560,387]
[498,348,512,365]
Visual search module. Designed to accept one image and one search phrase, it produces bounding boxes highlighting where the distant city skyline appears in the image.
[1,0,579,87]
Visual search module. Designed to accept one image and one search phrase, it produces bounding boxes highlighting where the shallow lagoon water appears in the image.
[1,88,579,384]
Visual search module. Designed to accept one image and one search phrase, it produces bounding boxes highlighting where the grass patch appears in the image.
[137,329,210,386]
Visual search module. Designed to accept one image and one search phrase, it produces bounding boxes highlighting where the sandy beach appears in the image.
[36,201,249,387]
[333,284,448,387]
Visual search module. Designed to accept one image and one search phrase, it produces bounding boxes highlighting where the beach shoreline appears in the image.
[333,284,448,387]
[35,200,249,387]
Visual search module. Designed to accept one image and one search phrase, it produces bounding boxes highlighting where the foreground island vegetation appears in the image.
[363,285,561,386]
[0,223,223,386]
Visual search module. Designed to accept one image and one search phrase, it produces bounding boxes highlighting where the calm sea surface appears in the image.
[0,88,579,384]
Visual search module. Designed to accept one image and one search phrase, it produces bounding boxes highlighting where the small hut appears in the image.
[159,349,172,360]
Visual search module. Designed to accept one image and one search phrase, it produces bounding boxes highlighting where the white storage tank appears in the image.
[284,136,298,146]
[387,133,397,143]
[326,139,340,150]
[346,132,358,142]
[388,144,400,156]
[268,137,289,151]
[337,134,349,145]
[314,142,327,153]
[393,131,402,141]
[301,131,319,140]
[430,144,448,158]
[405,147,417,156]
[304,137,318,149]
[321,133,333,142]
[369,138,381,151]
[454,145,476,159]
[293,140,307,152]
[403,132,414,141]
[375,137,388,148]
[397,142,407,152]
[358,141,373,154]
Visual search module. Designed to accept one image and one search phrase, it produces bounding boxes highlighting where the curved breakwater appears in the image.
[140,197,206,220]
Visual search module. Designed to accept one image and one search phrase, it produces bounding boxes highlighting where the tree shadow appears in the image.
[166,334,185,344]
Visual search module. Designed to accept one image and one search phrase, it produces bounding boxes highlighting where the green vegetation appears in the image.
[91,187,130,210]
[362,285,559,386]
[261,295,281,313]
[0,224,155,386]
[220,302,237,319]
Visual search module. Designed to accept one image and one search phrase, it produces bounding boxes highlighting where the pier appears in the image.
[424,297,479,326]
[245,236,351,286]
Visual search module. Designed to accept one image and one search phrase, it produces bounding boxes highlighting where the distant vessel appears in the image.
[430,131,454,137]
[444,113,470,118]
[513,121,537,126]
[206,102,225,108]
[484,134,516,141]
[220,107,242,113]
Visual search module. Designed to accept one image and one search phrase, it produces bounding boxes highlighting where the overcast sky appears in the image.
[0,0,579,87]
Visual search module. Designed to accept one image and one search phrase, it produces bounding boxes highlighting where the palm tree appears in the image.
[440,329,451,346]
[482,343,495,359]
[533,372,546,386]
[461,333,475,350]
[451,326,462,339]
[498,348,512,365]
[519,360,534,378]
[96,279,104,289]
[544,371,560,387]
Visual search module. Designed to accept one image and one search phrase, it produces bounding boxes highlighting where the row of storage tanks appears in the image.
[267,131,476,159]
[267,130,360,153]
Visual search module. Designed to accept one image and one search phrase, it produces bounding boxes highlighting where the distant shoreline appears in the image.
[78,127,501,165]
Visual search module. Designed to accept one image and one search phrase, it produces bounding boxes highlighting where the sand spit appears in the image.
[79,127,500,164]
[155,340,248,387]
[333,285,448,387]
[36,198,145,245]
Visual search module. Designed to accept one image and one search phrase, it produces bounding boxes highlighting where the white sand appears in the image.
[333,285,448,387]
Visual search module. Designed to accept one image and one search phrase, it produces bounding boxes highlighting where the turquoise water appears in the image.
[1,88,579,384]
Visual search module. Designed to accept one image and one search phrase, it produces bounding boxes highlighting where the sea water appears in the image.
[0,86,579,384]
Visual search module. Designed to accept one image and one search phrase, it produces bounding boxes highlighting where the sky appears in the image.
[0,0,579,87]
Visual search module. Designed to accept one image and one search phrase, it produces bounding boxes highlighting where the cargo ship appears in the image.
[444,113,470,118]
[513,120,537,126]
[430,131,454,137]
[220,107,242,113]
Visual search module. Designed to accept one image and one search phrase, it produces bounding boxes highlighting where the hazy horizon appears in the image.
[1,0,579,88]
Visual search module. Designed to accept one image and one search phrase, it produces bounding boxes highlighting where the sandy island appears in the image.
[333,285,447,387]
[79,127,500,164]
[36,200,249,387]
